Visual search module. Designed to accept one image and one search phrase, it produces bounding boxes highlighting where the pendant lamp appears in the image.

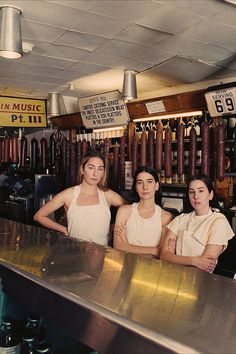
[48,92,61,117]
[122,69,137,101]
[0,6,22,59]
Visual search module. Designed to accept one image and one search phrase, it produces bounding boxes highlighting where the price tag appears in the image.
[205,87,236,117]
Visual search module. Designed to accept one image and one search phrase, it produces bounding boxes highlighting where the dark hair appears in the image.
[183,173,221,212]
[78,149,107,187]
[131,166,162,205]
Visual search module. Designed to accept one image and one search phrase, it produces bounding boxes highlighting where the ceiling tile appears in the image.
[47,0,98,11]
[69,62,111,75]
[21,19,66,43]
[21,54,74,70]
[40,44,89,61]
[55,31,108,51]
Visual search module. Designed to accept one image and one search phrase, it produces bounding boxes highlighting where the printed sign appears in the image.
[145,100,166,114]
[78,90,130,129]
[0,96,47,127]
[205,87,236,117]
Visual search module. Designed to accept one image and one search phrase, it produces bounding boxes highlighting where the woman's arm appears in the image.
[160,229,217,272]
[105,189,127,208]
[34,189,72,236]
[114,206,159,257]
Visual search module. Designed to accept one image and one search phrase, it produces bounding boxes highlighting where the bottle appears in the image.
[0,317,21,354]
[35,342,52,353]
[25,314,45,344]
[20,330,36,354]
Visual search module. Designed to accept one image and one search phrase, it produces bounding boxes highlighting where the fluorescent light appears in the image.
[93,126,124,133]
[133,110,202,122]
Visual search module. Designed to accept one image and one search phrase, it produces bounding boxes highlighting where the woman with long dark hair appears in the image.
[160,173,234,272]
[114,166,172,257]
[34,149,126,245]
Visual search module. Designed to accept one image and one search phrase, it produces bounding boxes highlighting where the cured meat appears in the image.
[112,144,119,189]
[201,121,210,176]
[119,134,126,190]
[148,129,154,168]
[50,134,56,166]
[216,124,225,182]
[30,138,38,169]
[140,130,147,166]
[10,136,19,164]
[20,136,28,167]
[77,140,82,177]
[155,121,163,173]
[164,125,172,179]
[81,139,88,158]
[70,141,76,186]
[131,129,138,176]
[91,138,96,150]
[40,137,47,170]
[189,127,197,177]
[177,122,185,175]
[3,137,10,163]
[104,138,110,180]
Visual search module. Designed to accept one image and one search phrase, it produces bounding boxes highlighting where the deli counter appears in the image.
[0,218,235,353]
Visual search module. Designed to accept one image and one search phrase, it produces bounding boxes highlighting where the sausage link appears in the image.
[119,135,126,190]
[189,127,197,177]
[216,124,225,182]
[81,139,88,158]
[112,144,119,189]
[140,130,147,166]
[40,137,47,170]
[30,138,38,169]
[3,137,10,163]
[148,129,154,168]
[104,138,110,180]
[201,121,210,176]
[177,123,185,175]
[70,141,76,186]
[10,136,19,164]
[131,130,138,176]
[164,126,172,178]
[20,136,28,167]
[50,134,56,166]
[155,121,163,173]
[91,138,96,150]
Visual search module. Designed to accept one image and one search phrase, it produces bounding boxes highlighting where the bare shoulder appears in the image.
[115,204,132,223]
[104,188,126,207]
[161,209,173,225]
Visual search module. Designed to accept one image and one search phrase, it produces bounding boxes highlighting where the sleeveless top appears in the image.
[67,185,111,246]
[126,203,163,246]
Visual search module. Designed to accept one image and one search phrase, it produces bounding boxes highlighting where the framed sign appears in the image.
[0,96,47,127]
[78,90,129,129]
[205,87,236,117]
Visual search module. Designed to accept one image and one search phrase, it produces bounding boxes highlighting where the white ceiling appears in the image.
[0,0,236,112]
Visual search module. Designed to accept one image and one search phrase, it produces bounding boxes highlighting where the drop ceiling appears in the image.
[0,0,236,113]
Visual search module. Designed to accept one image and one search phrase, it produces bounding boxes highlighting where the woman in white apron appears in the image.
[34,150,126,246]
[114,166,172,257]
[160,174,234,272]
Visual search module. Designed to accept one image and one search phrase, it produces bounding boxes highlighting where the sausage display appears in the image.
[20,136,28,167]
[112,144,119,189]
[50,134,57,166]
[164,125,172,179]
[81,139,88,158]
[30,138,38,169]
[177,122,185,176]
[10,136,19,164]
[70,141,76,186]
[3,137,10,163]
[148,129,154,168]
[155,121,163,173]
[189,127,197,177]
[40,137,47,170]
[131,130,138,176]
[119,135,126,190]
[140,130,147,166]
[216,123,225,182]
[201,121,210,176]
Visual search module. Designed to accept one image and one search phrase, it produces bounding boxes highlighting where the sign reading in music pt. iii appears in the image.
[0,96,47,127]
[205,87,236,117]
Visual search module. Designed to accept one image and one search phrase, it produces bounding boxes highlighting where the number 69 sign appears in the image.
[205,87,236,117]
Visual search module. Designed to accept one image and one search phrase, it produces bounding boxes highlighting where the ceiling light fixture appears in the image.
[48,92,61,117]
[122,69,137,102]
[93,126,125,133]
[0,6,23,59]
[133,110,203,122]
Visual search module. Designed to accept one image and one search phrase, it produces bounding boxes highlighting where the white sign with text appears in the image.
[79,90,130,129]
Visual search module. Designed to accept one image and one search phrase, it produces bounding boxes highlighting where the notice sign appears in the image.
[79,90,130,129]
[145,100,166,114]
[0,96,47,127]
[205,87,236,117]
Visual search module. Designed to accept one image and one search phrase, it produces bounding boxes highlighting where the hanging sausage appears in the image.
[104,138,110,181]
[140,130,147,166]
[131,129,138,176]
[3,137,10,163]
[177,121,185,177]
[112,144,119,189]
[81,139,88,158]
[148,129,154,168]
[10,135,19,164]
[20,136,28,167]
[30,138,38,169]
[70,141,76,186]
[40,137,47,170]
[119,134,126,190]
[155,121,163,173]
[50,134,57,167]
[201,121,210,176]
[164,125,172,180]
[189,127,197,177]
[216,123,225,182]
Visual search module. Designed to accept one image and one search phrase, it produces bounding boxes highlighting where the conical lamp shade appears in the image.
[122,69,137,101]
[0,6,22,59]
[48,93,61,117]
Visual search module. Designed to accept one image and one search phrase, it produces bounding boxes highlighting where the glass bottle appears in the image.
[25,314,45,344]
[20,330,36,354]
[35,342,52,353]
[0,317,21,354]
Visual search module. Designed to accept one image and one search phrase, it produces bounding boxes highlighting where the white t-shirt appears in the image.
[167,210,234,256]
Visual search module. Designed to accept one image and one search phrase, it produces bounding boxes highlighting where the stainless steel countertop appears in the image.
[0,218,235,354]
